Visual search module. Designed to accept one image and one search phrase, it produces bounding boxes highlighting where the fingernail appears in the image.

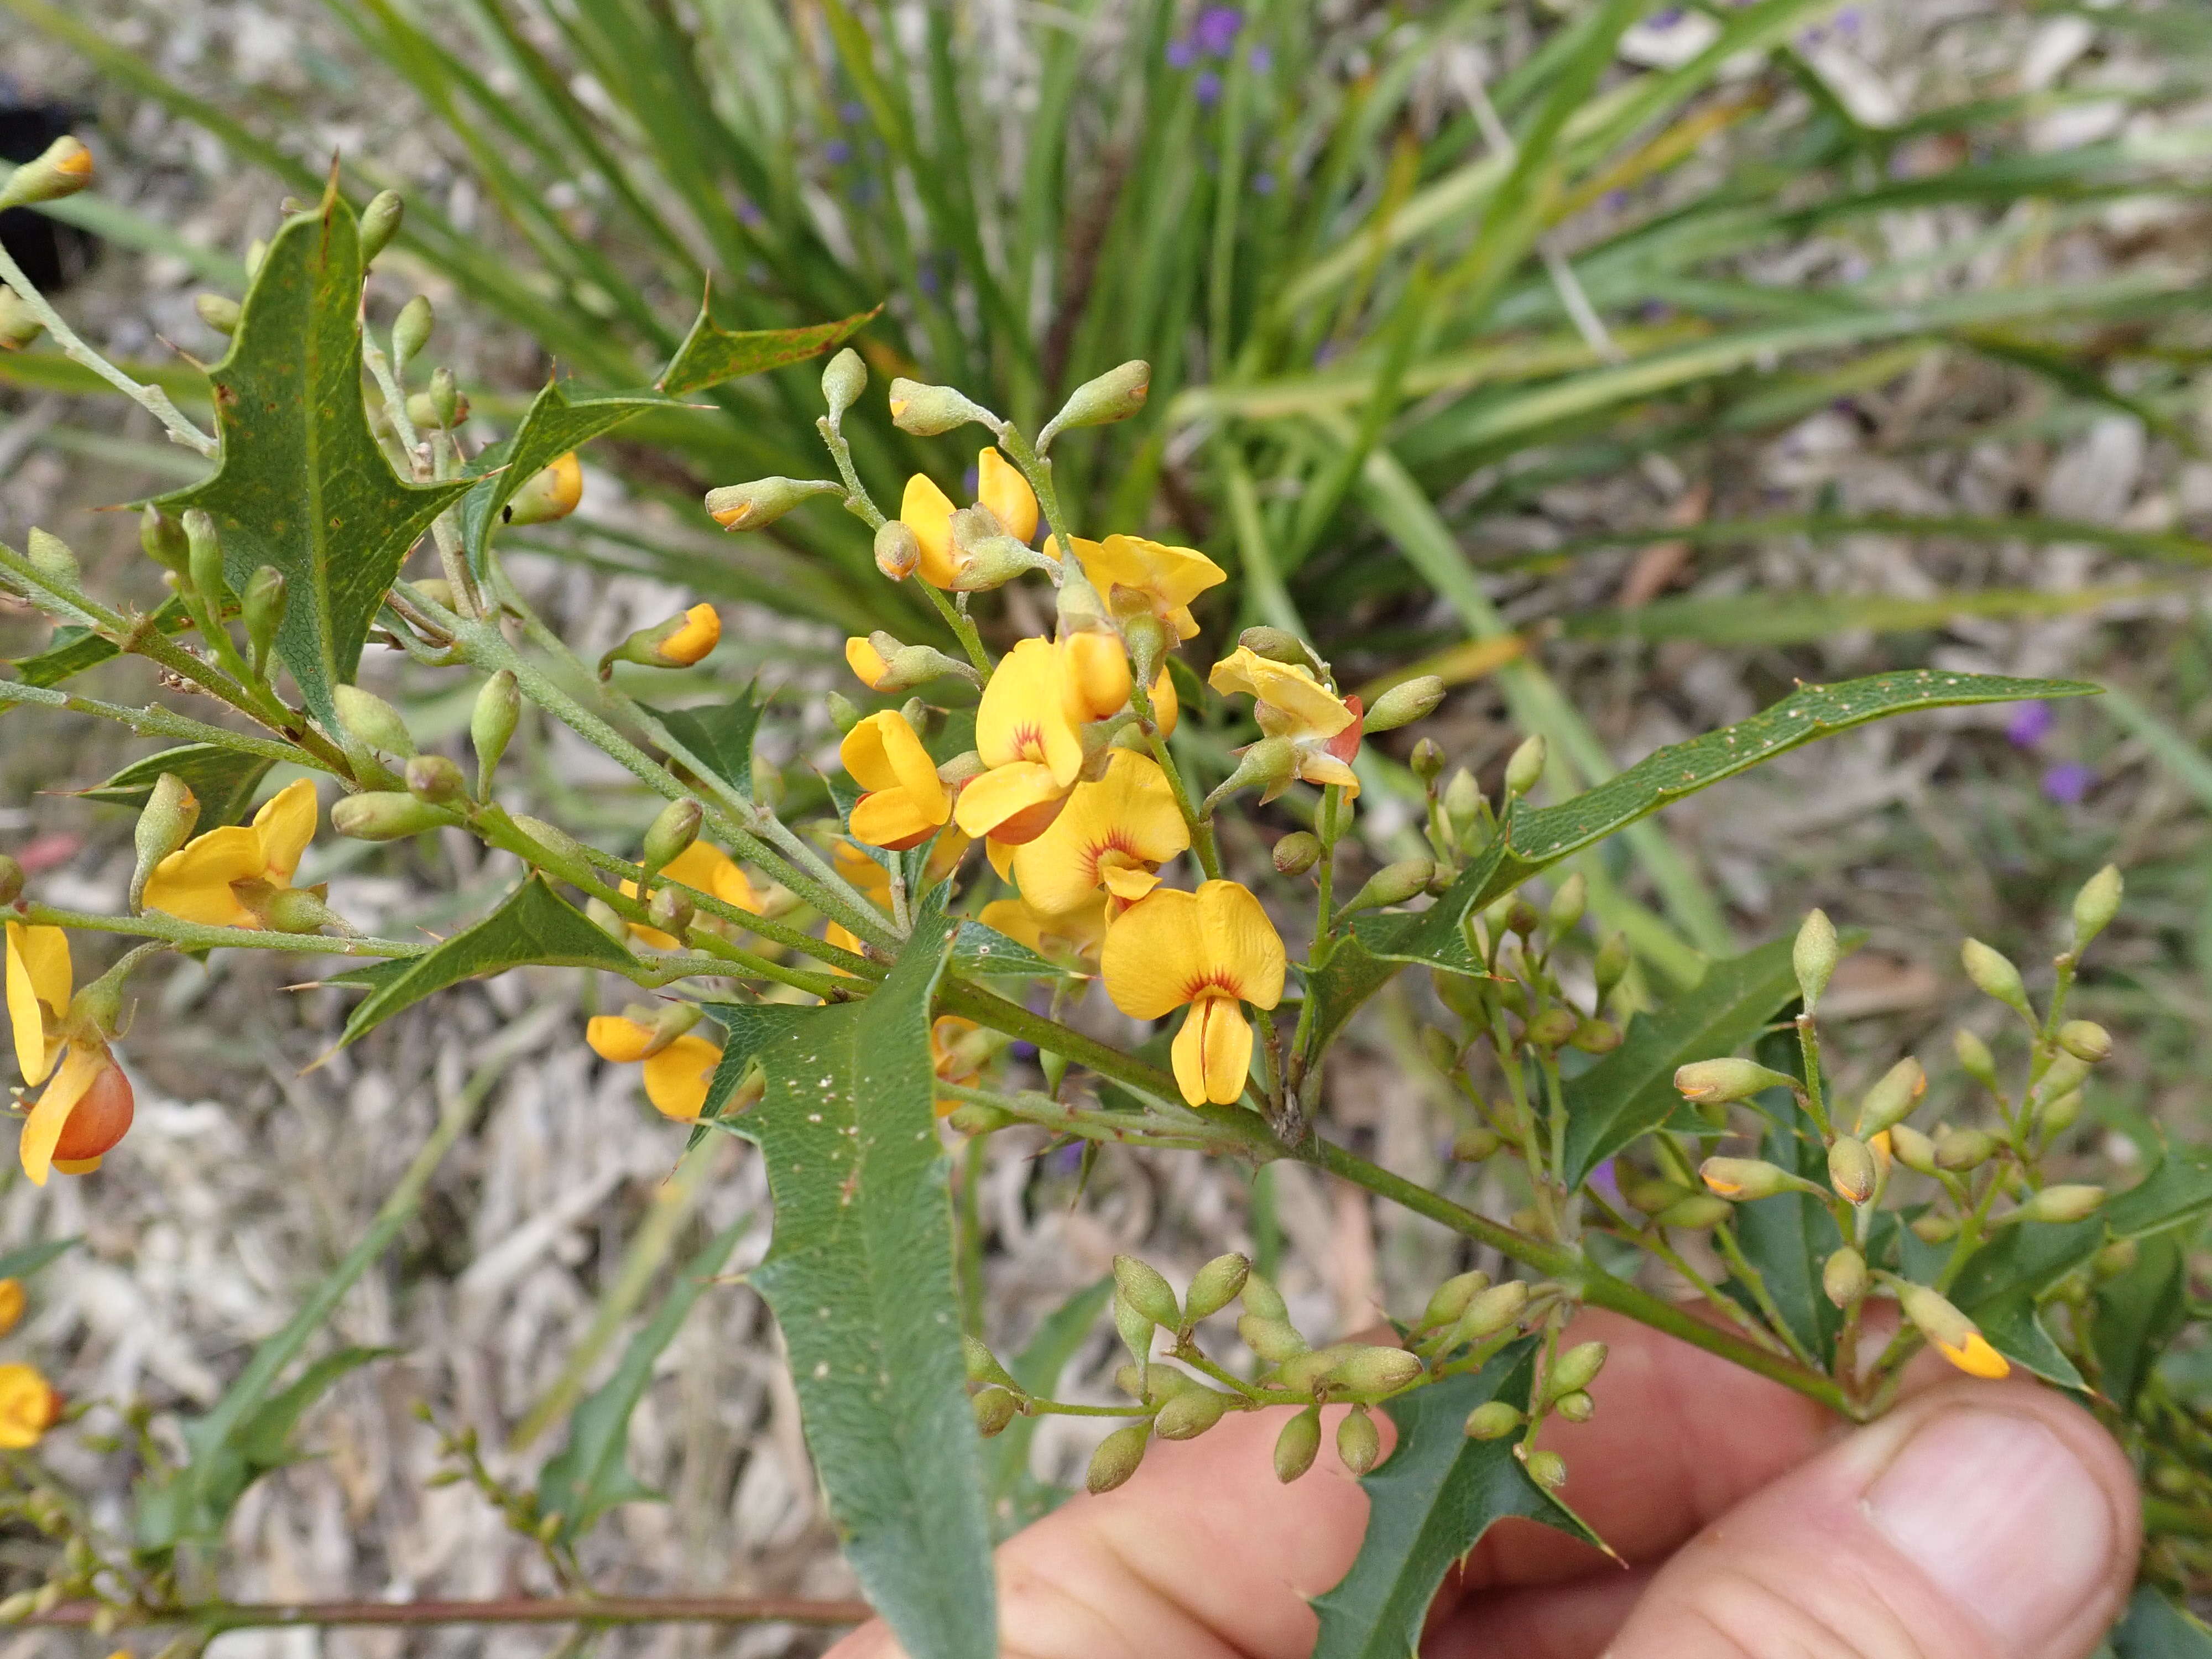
[1867,1407,2114,1648]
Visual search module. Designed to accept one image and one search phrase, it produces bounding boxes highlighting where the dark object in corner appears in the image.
[0,97,99,292]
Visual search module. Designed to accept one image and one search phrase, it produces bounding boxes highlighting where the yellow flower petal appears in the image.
[1060,632,1133,724]
[834,839,895,907]
[1196,879,1286,1009]
[586,1015,656,1064]
[140,826,266,928]
[19,1042,101,1187]
[252,778,320,883]
[0,1363,57,1450]
[642,1032,723,1119]
[851,788,945,850]
[4,922,66,1086]
[661,603,722,666]
[1011,750,1188,916]
[977,448,1039,543]
[1150,665,1180,736]
[1937,1332,2011,1380]
[51,1156,100,1175]
[1294,751,1362,798]
[1099,861,1161,903]
[952,761,1068,841]
[985,835,1016,885]
[1196,993,1254,1104]
[1101,888,1205,1020]
[846,635,893,690]
[974,639,1083,782]
[1083,534,1227,627]
[901,474,959,587]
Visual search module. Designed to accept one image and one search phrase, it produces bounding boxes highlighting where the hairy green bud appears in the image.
[358,189,404,265]
[129,773,200,914]
[1571,1018,1620,1055]
[393,294,434,366]
[1154,1386,1231,1441]
[1039,359,1149,450]
[181,507,228,607]
[24,526,77,589]
[1524,1449,1568,1489]
[331,791,457,841]
[1961,937,2031,1019]
[1343,858,1434,915]
[1365,674,1446,734]
[1087,1423,1150,1494]
[1658,1194,1735,1232]
[1450,1280,1530,1345]
[1185,1253,1250,1323]
[963,1335,1015,1387]
[1553,1389,1595,1423]
[1828,1135,1877,1206]
[194,292,241,336]
[2056,1020,2111,1064]
[1548,1340,1607,1396]
[873,519,922,582]
[333,683,416,757]
[1593,932,1631,1000]
[1113,1287,1155,1362]
[1464,1400,1522,1441]
[1451,1126,1501,1162]
[821,347,867,424]
[1793,908,1838,1013]
[2072,864,2122,951]
[1272,831,1321,877]
[972,1386,1019,1437]
[1954,1029,1997,1091]
[1420,1270,1491,1331]
[645,886,692,937]
[1934,1126,1999,1171]
[1503,734,1546,800]
[140,505,189,575]
[888,377,991,437]
[1114,1255,1181,1330]
[1409,737,1445,784]
[1700,1157,1817,1201]
[1910,1211,1959,1244]
[1274,1405,1322,1482]
[1331,1345,1425,1395]
[1523,1007,1580,1050]
[1823,1246,1868,1307]
[404,754,467,807]
[1888,1123,1939,1175]
[642,797,703,877]
[2038,1089,2083,1136]
[826,691,862,734]
[1238,1314,1307,1364]
[471,670,520,799]
[946,1101,1014,1136]
[0,135,93,210]
[2039,1050,2091,1101]
[705,476,841,532]
[1240,1273,1288,1322]
[242,565,286,678]
[1674,1057,1796,1105]
[1336,1406,1381,1475]
[2013,1184,2104,1224]
[1547,872,1587,934]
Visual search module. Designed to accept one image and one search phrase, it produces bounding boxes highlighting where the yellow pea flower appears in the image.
[1053,534,1227,641]
[659,603,722,667]
[141,777,319,928]
[1058,630,1178,735]
[0,1363,59,1450]
[622,841,761,949]
[977,892,1108,965]
[1101,881,1286,1107]
[6,922,133,1184]
[1012,750,1189,916]
[953,638,1088,843]
[842,709,953,851]
[1208,646,1363,798]
[898,450,1041,587]
[586,1010,723,1120]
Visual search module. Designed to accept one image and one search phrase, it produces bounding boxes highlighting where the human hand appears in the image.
[826,1308,2139,1658]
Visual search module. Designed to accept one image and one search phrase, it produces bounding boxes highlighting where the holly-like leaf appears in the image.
[459,379,669,572]
[643,685,770,801]
[723,905,995,1659]
[686,1001,821,1152]
[535,1216,747,1542]
[155,186,469,729]
[1972,1291,2084,1389]
[2092,1233,2189,1413]
[987,1275,1113,1540]
[1311,1338,1601,1659]
[1306,671,2096,1047]
[335,875,635,1049]
[2112,1585,2212,1657]
[2104,1142,2212,1240]
[1721,1032,1842,1365]
[656,300,878,398]
[1559,933,1816,1187]
[13,597,189,688]
[952,920,1073,981]
[80,743,275,828]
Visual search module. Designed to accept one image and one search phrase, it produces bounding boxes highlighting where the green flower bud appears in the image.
[1553,1390,1595,1423]
[194,292,241,336]
[1571,1018,1621,1055]
[181,508,228,607]
[331,791,457,841]
[1113,1362,1143,1398]
[1451,1126,1501,1163]
[2056,1020,2111,1063]
[471,670,520,800]
[2039,1050,2091,1102]
[1961,938,2032,1019]
[1593,932,1631,1000]
[1236,625,1311,666]
[821,347,867,422]
[1548,872,1587,934]
[1503,734,1546,800]
[1037,359,1150,450]
[1823,1246,1867,1307]
[1339,857,1433,915]
[887,377,990,436]
[1237,1314,1307,1364]
[705,476,841,532]
[358,189,404,265]
[1087,1423,1150,1494]
[503,453,584,526]
[1114,1255,1180,1330]
[404,754,466,806]
[1523,1007,1580,1050]
[642,797,703,877]
[242,565,286,678]
[0,135,93,210]
[1274,1405,1322,1482]
[1449,1280,1530,1345]
[334,683,416,757]
[1336,1406,1381,1475]
[1659,1196,1736,1230]
[1275,1345,1357,1394]
[963,1335,1016,1387]
[1417,1026,1459,1077]
[1897,1283,1990,1363]
[0,854,22,906]
[1330,1345,1424,1396]
[139,505,188,575]
[2093,1238,2139,1279]
[2013,1183,2104,1224]
[0,286,44,351]
[1828,1135,1877,1206]
[1954,1029,1997,1091]
[873,519,922,581]
[1198,737,1300,819]
[1154,1386,1230,1440]
[1793,908,1838,1013]
[1409,738,1445,785]
[1910,1212,1959,1244]
[393,295,434,366]
[2038,1089,2083,1136]
[1240,1272,1287,1322]
[972,1386,1019,1437]
[1700,1157,1818,1201]
[435,366,467,430]
[1524,1449,1568,1489]
[129,773,200,914]
[1888,1123,1939,1175]
[1421,1270,1492,1331]
[1547,1340,1607,1396]
[1272,831,1321,877]
[1674,1057,1797,1105]
[1113,1285,1155,1363]
[1443,766,1483,822]
[826,691,862,735]
[1185,1253,1250,1323]
[1365,675,1447,734]
[1464,1400,1522,1441]
[24,527,77,589]
[946,1101,1015,1136]
[2072,864,2122,951]
[1933,1126,1999,1171]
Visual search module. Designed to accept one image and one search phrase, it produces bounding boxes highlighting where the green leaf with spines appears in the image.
[80,743,275,828]
[460,379,671,573]
[685,1001,821,1152]
[951,920,1072,981]
[2112,1585,2212,1657]
[154,186,469,729]
[656,300,878,399]
[1305,670,2098,1047]
[721,902,995,1659]
[535,1216,747,1542]
[1311,1338,1601,1659]
[335,875,635,1049]
[642,684,770,800]
[1971,1290,2084,1389]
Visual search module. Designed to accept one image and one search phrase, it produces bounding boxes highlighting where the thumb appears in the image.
[1609,1376,2139,1659]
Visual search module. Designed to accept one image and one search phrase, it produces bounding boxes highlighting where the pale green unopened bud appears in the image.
[821,347,867,423]
[2039,1050,2090,1102]
[0,135,93,210]
[1236,625,1310,665]
[1185,1253,1250,1323]
[2072,864,2122,950]
[1823,1246,1867,1307]
[2094,1238,2139,1279]
[2015,1184,2104,1224]
[194,292,241,336]
[874,519,922,581]
[1087,1423,1150,1494]
[0,855,22,907]
[1275,1344,1358,1395]
[1503,734,1546,800]
[1548,872,1587,934]
[1275,1405,1322,1481]
[358,189,404,265]
[2039,1089,2083,1135]
[182,508,228,607]
[877,644,975,695]
[963,1335,1016,1387]
[1888,1123,1939,1175]
[1674,1057,1796,1105]
[393,295,434,366]
[1897,1282,1981,1353]
[404,754,466,806]
[1272,832,1321,877]
[1336,1406,1381,1475]
[1451,1280,1530,1345]
[1553,1389,1595,1423]
[0,286,43,351]
[1961,938,2031,1018]
[1114,1255,1180,1329]
[1572,1018,1620,1055]
[1954,1029,1997,1091]
[503,453,584,526]
[1410,737,1444,783]
[1793,909,1838,1013]
[1154,1386,1230,1440]
[1331,1345,1424,1395]
[1910,1212,1959,1244]
[1418,1025,1458,1076]
[1524,1449,1568,1489]
[242,565,286,677]
[946,1100,1014,1135]
[1113,1286,1155,1362]
[1700,1157,1814,1201]
[1238,1314,1307,1363]
[705,476,841,531]
[140,505,188,575]
[129,773,200,914]
[472,670,520,799]
[331,791,456,841]
[1934,1126,1999,1171]
[642,797,703,876]
[1241,1273,1287,1322]
[334,683,416,757]
[2056,1020,2111,1063]
[1199,736,1298,819]
[887,377,990,436]
[972,1386,1019,1437]
[24,527,77,589]
[1344,858,1435,915]
[1548,1340,1606,1396]
[1451,1126,1501,1162]
[1038,359,1150,450]
[1464,1400,1522,1441]
[1593,933,1631,1000]
[1523,1006,1580,1050]
[1828,1136,1877,1206]
[1365,675,1446,733]
[1421,1270,1492,1331]
[435,366,467,430]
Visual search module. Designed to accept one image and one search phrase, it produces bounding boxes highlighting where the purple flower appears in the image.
[2006,700,2054,749]
[917,257,940,296]
[1193,6,1243,56]
[961,463,979,496]
[1652,6,1684,24]
[1049,1141,1086,1175]
[735,199,764,227]
[1167,38,1197,69]
[1195,70,1223,107]
[823,138,853,166]
[1796,24,1825,46]
[1836,7,1863,35]
[1252,170,1276,195]
[838,99,866,124]
[2043,762,2094,805]
[1588,1157,1622,1205]
[1247,43,1272,73]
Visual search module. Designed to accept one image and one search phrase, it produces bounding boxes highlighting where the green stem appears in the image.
[1129,678,1222,879]
[0,680,316,765]
[22,904,429,960]
[921,583,993,675]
